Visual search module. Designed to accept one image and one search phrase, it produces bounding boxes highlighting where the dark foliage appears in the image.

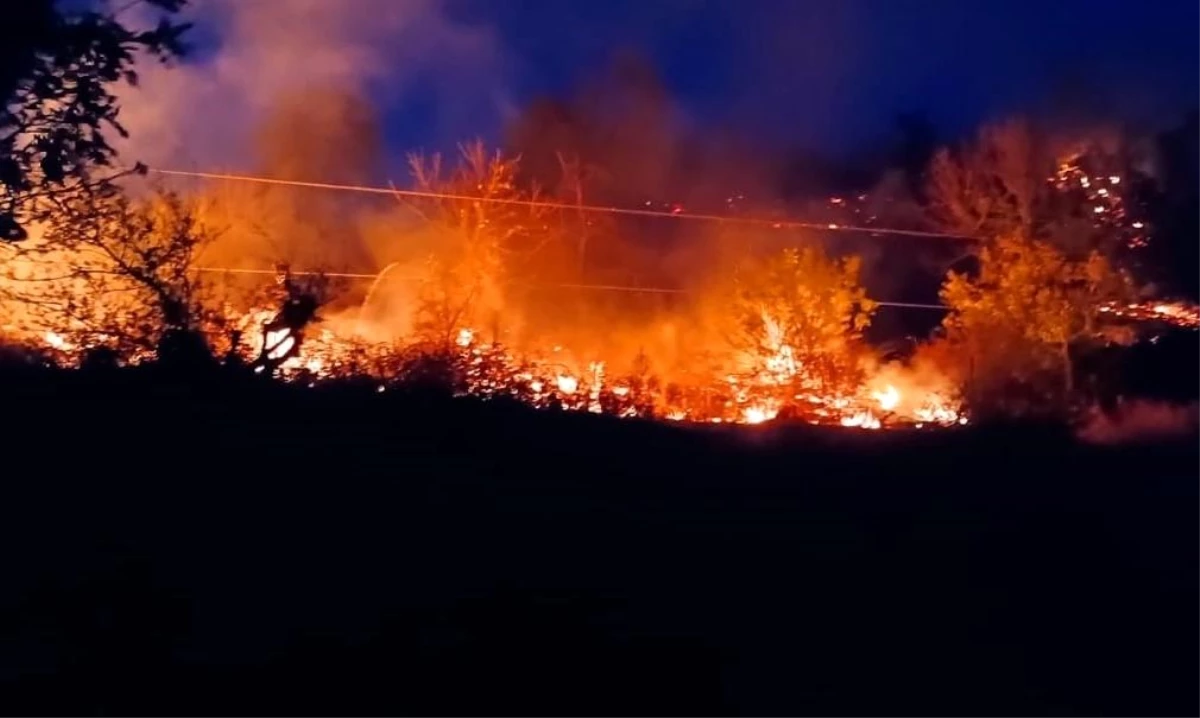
[250,270,329,373]
[0,0,189,239]
[1147,110,1200,299]
[0,366,1193,716]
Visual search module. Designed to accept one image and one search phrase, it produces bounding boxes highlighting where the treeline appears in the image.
[0,2,1194,425]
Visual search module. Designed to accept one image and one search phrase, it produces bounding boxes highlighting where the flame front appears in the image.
[0,253,974,429]
[873,385,900,412]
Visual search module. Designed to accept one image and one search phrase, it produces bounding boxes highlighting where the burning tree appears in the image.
[927,118,1153,264]
[926,118,1045,240]
[0,1,188,240]
[552,151,612,279]
[938,234,1134,417]
[721,245,877,407]
[410,254,480,350]
[405,141,551,347]
[0,186,222,361]
[924,118,1163,418]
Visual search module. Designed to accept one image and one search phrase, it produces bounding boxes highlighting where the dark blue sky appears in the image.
[409,0,1197,154]
[162,0,1197,166]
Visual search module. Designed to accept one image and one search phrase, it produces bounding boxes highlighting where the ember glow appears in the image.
[12,253,1192,431]
[873,385,901,412]
[1052,156,1150,250]
[0,270,966,430]
[3,185,1193,432]
[4,222,1180,432]
[0,204,973,431]
[255,313,966,429]
[1098,301,1200,329]
[1,134,1191,432]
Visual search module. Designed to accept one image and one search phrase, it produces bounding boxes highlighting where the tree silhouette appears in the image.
[926,117,1157,283]
[939,234,1134,416]
[926,118,1045,240]
[0,0,189,240]
[405,141,550,346]
[1,186,221,359]
[1145,111,1199,299]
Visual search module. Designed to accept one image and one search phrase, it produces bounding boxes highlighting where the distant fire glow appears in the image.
[14,280,1194,430]
[1052,157,1149,250]
[0,129,1192,433]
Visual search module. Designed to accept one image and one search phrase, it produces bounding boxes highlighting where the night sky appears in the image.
[426,0,1198,153]
[140,0,1198,170]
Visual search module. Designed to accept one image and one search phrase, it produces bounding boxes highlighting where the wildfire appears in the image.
[43,331,70,351]
[137,288,1179,435]
[0,213,966,432]
[742,403,779,425]
[872,384,900,412]
[1052,157,1148,250]
[227,302,970,429]
[3,131,1187,439]
[264,327,295,361]
[1098,300,1200,329]
[8,298,976,431]
[555,374,578,394]
[840,411,881,430]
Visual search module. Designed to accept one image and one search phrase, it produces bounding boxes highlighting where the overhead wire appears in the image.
[192,266,949,310]
[148,168,977,241]
[158,167,958,310]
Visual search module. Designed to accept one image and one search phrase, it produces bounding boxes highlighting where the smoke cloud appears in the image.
[1077,401,1199,445]
[113,0,511,172]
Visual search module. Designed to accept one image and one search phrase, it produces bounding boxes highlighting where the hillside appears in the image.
[0,372,1195,715]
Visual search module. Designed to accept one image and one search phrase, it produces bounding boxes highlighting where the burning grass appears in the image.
[245,295,973,429]
[4,294,966,430]
[7,199,1194,432]
[0,184,967,430]
[1,143,1193,431]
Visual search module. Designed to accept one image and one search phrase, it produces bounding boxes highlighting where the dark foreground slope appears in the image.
[0,371,1195,716]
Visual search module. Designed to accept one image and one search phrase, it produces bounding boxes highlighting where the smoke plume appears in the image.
[1077,401,1199,445]
[113,0,510,172]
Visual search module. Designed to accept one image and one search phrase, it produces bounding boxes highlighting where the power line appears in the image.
[871,300,949,311]
[149,168,977,242]
[172,166,958,311]
[195,267,381,280]
[191,266,949,310]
